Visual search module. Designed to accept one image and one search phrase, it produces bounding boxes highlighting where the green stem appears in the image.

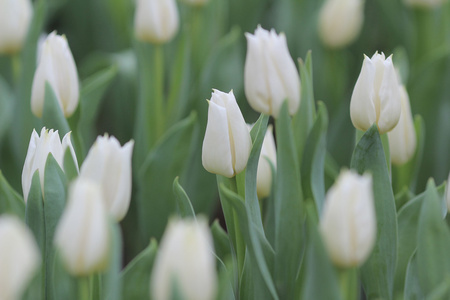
[78,276,91,300]
[153,45,165,141]
[235,171,246,276]
[338,267,358,300]
[11,53,21,84]
[380,133,391,178]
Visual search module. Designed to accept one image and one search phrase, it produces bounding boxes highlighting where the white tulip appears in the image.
[202,89,252,178]
[0,215,40,300]
[350,52,401,134]
[22,127,78,203]
[79,134,134,221]
[403,0,447,8]
[0,0,32,54]
[54,178,110,276]
[150,218,217,300]
[320,170,376,267]
[134,0,179,44]
[31,31,79,118]
[256,125,277,199]
[388,85,417,165]
[318,0,364,48]
[446,172,450,213]
[244,26,301,118]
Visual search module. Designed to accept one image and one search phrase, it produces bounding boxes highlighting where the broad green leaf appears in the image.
[404,253,424,300]
[101,221,123,300]
[121,240,158,299]
[301,102,328,214]
[137,112,197,242]
[42,83,71,137]
[63,147,79,183]
[394,186,415,212]
[0,170,25,219]
[220,184,278,300]
[211,220,232,264]
[216,257,237,300]
[300,205,341,300]
[274,101,304,299]
[51,251,77,300]
[350,124,397,300]
[0,75,13,142]
[173,177,195,219]
[416,179,450,298]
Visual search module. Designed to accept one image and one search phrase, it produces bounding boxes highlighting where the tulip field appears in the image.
[0,0,449,299]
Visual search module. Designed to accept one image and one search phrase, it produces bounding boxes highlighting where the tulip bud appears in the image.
[350,52,401,134]
[403,0,447,8]
[318,0,364,49]
[79,135,134,221]
[244,26,301,118]
[320,170,376,267]
[446,172,450,213]
[202,90,252,178]
[0,0,32,54]
[54,178,110,276]
[150,218,217,300]
[31,31,79,118]
[388,85,417,165]
[22,127,78,203]
[0,215,40,300]
[134,0,179,44]
[256,125,277,199]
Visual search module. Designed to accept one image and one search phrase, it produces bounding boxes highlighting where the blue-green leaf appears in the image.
[0,170,25,219]
[101,221,123,300]
[42,83,70,137]
[173,177,195,219]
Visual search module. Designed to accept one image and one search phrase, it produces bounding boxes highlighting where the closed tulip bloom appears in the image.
[54,178,110,276]
[403,0,447,8]
[350,52,401,134]
[256,125,277,199]
[320,170,376,267]
[22,127,78,203]
[388,85,417,165]
[0,0,32,54]
[31,31,79,118]
[79,135,134,221]
[244,26,301,118]
[446,172,450,212]
[318,0,364,48]
[134,0,179,44]
[202,90,252,178]
[150,218,217,300]
[0,215,40,300]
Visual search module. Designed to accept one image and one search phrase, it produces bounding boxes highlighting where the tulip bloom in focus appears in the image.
[256,124,277,199]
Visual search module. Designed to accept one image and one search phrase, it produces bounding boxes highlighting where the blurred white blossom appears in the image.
[0,0,32,54]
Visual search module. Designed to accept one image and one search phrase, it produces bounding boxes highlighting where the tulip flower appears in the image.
[31,31,79,118]
[0,215,40,300]
[134,0,179,44]
[79,134,134,221]
[202,89,252,178]
[54,178,110,276]
[320,170,376,267]
[255,124,277,199]
[403,0,446,8]
[150,218,217,300]
[22,127,78,203]
[0,0,32,54]
[350,52,401,134]
[388,85,417,165]
[318,0,364,48]
[244,26,301,118]
[446,172,450,213]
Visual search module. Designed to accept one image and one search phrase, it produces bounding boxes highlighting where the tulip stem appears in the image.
[11,53,21,84]
[338,267,358,300]
[78,276,91,300]
[380,133,391,177]
[153,45,165,142]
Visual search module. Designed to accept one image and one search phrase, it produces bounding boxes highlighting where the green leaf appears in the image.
[300,205,342,300]
[219,184,278,300]
[216,257,237,300]
[350,124,397,300]
[121,240,158,299]
[274,101,304,299]
[51,250,77,300]
[404,253,424,300]
[100,221,123,300]
[301,102,328,214]
[63,147,79,183]
[42,83,71,137]
[211,220,232,264]
[0,170,25,219]
[0,75,14,142]
[173,177,195,219]
[137,112,197,242]
[416,179,450,298]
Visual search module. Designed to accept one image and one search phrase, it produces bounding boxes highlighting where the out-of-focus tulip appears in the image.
[22,127,78,203]
[446,172,450,213]
[54,178,110,276]
[388,85,417,165]
[31,31,79,118]
[150,218,217,300]
[0,215,40,300]
[403,0,447,8]
[202,89,252,178]
[244,26,301,118]
[350,52,401,134]
[318,0,364,49]
[134,0,179,44]
[256,124,277,199]
[320,170,376,267]
[0,0,32,54]
[79,135,134,221]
